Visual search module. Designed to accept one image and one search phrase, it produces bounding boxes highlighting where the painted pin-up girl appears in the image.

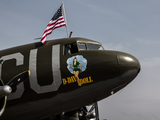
[71,57,82,86]
[67,55,87,86]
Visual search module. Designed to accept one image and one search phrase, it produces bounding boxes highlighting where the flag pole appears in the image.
[62,2,69,38]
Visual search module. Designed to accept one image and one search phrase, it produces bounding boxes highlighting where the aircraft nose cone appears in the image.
[117,52,141,83]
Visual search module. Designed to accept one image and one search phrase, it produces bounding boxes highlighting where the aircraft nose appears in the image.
[117,52,141,83]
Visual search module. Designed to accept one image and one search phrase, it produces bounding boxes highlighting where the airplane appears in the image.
[0,37,140,120]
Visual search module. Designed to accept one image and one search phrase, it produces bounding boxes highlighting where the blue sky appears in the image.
[0,0,160,120]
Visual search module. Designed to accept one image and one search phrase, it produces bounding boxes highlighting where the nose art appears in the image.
[117,52,141,83]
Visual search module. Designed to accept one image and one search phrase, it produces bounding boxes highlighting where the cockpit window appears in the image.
[77,42,87,50]
[64,42,78,55]
[87,43,104,50]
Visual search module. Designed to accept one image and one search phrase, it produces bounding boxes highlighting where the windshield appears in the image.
[77,42,87,50]
[87,43,104,50]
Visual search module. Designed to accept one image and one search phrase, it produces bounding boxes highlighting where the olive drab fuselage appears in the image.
[0,37,140,120]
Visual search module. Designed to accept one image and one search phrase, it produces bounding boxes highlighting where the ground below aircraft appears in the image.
[0,37,140,120]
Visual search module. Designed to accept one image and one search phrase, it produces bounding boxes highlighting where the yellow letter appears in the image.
[62,78,67,85]
[89,76,93,82]
[67,77,72,84]
[80,79,83,85]
[83,78,87,84]
[86,77,90,83]
[71,76,76,82]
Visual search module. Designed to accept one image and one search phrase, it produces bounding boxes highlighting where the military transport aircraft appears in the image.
[0,37,140,120]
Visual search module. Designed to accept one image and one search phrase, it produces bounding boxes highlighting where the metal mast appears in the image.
[62,2,69,38]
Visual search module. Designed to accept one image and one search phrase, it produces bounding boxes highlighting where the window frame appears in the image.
[86,43,104,50]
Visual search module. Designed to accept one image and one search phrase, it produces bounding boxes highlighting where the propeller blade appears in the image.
[7,70,30,89]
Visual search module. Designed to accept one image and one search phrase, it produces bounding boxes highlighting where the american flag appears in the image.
[41,5,66,44]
